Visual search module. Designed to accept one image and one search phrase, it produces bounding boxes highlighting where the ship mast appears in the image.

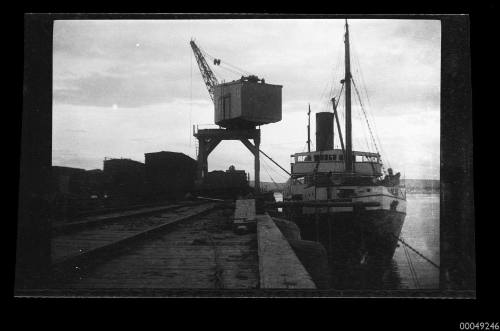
[307,104,311,153]
[344,19,353,172]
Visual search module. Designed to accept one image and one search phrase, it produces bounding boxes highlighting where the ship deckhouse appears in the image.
[290,149,382,178]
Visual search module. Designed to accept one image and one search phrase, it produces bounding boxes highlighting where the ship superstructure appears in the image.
[283,20,407,271]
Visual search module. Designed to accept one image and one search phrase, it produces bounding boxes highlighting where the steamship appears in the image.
[283,20,407,269]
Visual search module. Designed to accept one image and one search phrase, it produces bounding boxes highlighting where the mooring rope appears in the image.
[394,234,440,269]
[402,241,421,288]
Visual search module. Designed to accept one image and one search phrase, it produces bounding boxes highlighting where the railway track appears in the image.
[49,202,259,290]
[50,201,218,284]
[73,200,179,218]
[52,200,207,234]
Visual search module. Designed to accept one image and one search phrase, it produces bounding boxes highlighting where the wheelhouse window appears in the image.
[296,155,313,162]
[354,155,379,162]
[293,177,304,185]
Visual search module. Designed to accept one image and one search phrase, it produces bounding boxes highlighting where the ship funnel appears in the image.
[315,112,334,151]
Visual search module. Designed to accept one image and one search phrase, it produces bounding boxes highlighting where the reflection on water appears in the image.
[391,193,440,289]
[273,192,440,289]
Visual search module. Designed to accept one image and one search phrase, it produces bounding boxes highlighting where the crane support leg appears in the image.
[196,138,221,180]
[194,128,261,193]
[240,136,261,193]
[196,138,207,180]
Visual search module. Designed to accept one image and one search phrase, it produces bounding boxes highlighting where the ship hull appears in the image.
[292,209,406,288]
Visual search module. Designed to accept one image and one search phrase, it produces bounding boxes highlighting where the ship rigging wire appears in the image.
[350,41,391,170]
[350,74,380,155]
[321,33,345,113]
[190,48,193,152]
[313,28,393,176]
[352,92,374,158]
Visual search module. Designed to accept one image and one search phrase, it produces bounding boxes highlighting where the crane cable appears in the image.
[262,159,283,191]
[196,45,242,78]
[199,47,253,77]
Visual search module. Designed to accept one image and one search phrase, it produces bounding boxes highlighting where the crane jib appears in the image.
[190,40,219,103]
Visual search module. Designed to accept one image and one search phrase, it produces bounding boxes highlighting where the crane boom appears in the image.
[190,40,219,103]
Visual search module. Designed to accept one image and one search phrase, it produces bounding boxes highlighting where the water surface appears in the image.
[273,191,440,289]
[391,193,439,289]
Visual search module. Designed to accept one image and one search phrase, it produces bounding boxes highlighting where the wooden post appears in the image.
[196,138,206,180]
[254,133,260,193]
[16,16,53,291]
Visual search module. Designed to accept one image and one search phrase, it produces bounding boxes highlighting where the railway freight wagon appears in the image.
[51,166,87,196]
[103,158,147,199]
[51,166,106,218]
[144,151,197,200]
[51,166,105,198]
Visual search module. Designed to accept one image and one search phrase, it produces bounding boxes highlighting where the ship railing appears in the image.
[385,184,406,199]
[266,200,380,208]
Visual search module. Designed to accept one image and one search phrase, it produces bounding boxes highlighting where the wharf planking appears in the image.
[257,213,316,289]
[58,208,259,289]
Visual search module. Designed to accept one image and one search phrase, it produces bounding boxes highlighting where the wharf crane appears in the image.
[189,39,286,192]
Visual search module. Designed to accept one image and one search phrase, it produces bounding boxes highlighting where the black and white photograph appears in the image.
[16,14,475,298]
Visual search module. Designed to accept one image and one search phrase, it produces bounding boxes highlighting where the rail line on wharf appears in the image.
[50,202,216,282]
[49,201,259,289]
[52,200,210,234]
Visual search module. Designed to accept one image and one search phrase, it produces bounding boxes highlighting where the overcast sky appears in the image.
[53,18,441,181]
